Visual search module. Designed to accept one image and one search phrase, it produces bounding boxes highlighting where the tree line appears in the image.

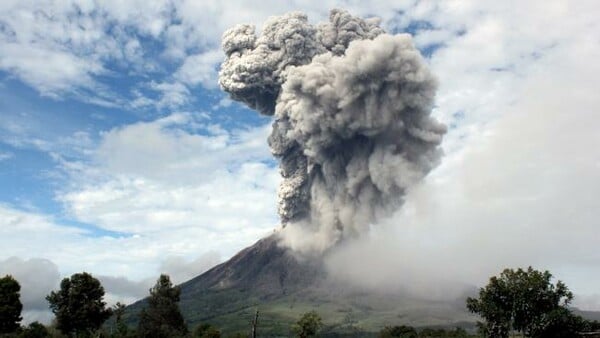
[1,267,600,337]
[0,273,197,338]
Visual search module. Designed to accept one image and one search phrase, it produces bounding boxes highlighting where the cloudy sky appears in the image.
[1,0,599,323]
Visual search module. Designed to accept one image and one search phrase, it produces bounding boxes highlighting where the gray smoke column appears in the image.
[219,9,446,252]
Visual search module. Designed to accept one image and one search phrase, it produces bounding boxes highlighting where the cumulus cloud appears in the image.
[0,205,85,260]
[4,0,488,110]
[0,43,103,97]
[148,82,192,109]
[0,0,424,107]
[48,113,279,275]
[92,112,249,181]
[175,50,223,89]
[0,0,172,104]
[0,1,116,100]
[58,114,278,238]
[1,109,280,307]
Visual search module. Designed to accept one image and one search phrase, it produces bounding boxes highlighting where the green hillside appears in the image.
[124,235,476,336]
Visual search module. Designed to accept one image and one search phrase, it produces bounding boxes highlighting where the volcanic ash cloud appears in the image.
[219,9,446,252]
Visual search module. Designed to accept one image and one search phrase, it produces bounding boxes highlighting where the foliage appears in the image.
[192,323,221,337]
[380,325,469,338]
[466,266,574,337]
[291,311,323,338]
[137,274,187,338]
[526,306,586,338]
[0,275,23,334]
[580,318,600,332]
[418,327,469,337]
[18,322,50,338]
[46,272,112,337]
[378,325,417,338]
[110,302,130,337]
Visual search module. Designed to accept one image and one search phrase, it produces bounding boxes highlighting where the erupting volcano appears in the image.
[219,9,446,252]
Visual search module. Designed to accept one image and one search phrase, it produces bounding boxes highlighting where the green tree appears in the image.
[192,323,221,338]
[418,327,468,337]
[46,272,112,337]
[291,311,322,338]
[0,275,23,334]
[379,325,417,338]
[466,267,574,337]
[137,274,187,338]
[111,302,130,337]
[19,321,50,338]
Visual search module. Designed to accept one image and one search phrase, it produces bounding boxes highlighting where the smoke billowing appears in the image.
[219,9,446,252]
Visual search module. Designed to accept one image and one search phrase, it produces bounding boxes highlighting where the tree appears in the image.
[0,275,23,334]
[46,272,112,336]
[466,267,574,337]
[291,311,322,338]
[112,302,130,337]
[418,327,469,337]
[379,325,417,338]
[137,274,187,338]
[19,321,50,338]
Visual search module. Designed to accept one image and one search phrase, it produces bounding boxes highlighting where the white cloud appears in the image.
[0,151,14,161]
[52,113,279,273]
[0,257,60,311]
[0,205,86,260]
[97,0,173,38]
[0,0,171,102]
[148,81,191,109]
[0,257,60,325]
[0,254,221,324]
[88,112,270,181]
[0,113,95,160]
[0,108,282,321]
[0,1,109,97]
[158,252,221,284]
[0,43,103,97]
[97,275,153,305]
[0,0,417,106]
[0,205,252,324]
[175,49,223,89]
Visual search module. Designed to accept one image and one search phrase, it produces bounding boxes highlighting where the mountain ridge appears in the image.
[125,234,481,336]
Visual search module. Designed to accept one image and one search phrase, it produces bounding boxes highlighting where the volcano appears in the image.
[126,234,476,336]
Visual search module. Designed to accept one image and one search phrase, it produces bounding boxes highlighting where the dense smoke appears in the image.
[219,9,446,252]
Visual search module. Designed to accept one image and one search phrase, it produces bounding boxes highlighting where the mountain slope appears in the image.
[126,234,476,336]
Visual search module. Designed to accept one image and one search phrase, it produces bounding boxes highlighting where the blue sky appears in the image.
[1,0,599,324]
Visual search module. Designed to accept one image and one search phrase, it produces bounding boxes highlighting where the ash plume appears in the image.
[219,9,446,252]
